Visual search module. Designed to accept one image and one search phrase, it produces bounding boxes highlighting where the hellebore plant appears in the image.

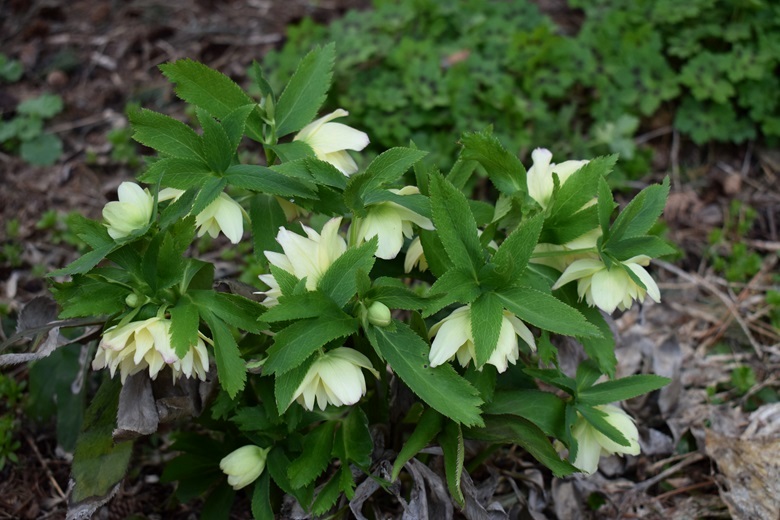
[8,45,675,518]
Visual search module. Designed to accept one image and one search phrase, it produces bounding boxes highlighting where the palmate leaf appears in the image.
[275,43,335,137]
[366,321,483,427]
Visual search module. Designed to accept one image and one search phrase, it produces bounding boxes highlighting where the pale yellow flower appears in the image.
[93,317,209,383]
[292,347,379,411]
[527,148,588,210]
[103,182,154,239]
[158,188,244,244]
[571,404,640,475]
[219,445,270,490]
[294,109,369,176]
[259,217,347,306]
[404,236,428,273]
[531,228,602,273]
[552,255,661,314]
[351,186,434,260]
[428,305,535,373]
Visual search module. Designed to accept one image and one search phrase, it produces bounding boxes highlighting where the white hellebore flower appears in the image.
[103,182,154,239]
[292,347,380,411]
[571,404,640,475]
[552,255,661,314]
[428,305,536,373]
[259,217,347,306]
[219,445,270,490]
[294,108,369,176]
[158,188,244,244]
[92,317,209,383]
[404,236,428,273]
[526,148,588,210]
[531,228,602,273]
[351,186,434,260]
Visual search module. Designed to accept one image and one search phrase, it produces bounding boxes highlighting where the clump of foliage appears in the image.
[266,0,780,175]
[0,53,64,166]
[4,45,673,517]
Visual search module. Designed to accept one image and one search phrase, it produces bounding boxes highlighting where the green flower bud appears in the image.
[125,293,140,308]
[367,301,392,327]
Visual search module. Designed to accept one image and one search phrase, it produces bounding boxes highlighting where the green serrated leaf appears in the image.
[366,322,483,426]
[333,407,372,468]
[470,292,504,368]
[578,375,670,405]
[609,177,670,241]
[429,173,483,274]
[201,310,246,398]
[264,313,358,375]
[191,177,227,216]
[169,301,200,359]
[318,237,377,307]
[267,447,314,506]
[460,131,525,196]
[492,214,544,281]
[425,267,480,316]
[197,108,233,172]
[391,408,442,481]
[190,291,266,334]
[575,403,630,447]
[310,471,342,516]
[496,287,600,338]
[466,415,576,477]
[359,147,428,195]
[262,291,339,323]
[275,43,335,137]
[274,355,316,414]
[484,390,567,439]
[225,164,317,198]
[440,421,465,506]
[250,194,287,257]
[129,108,205,160]
[604,235,677,261]
[139,157,213,189]
[597,176,614,238]
[251,472,273,520]
[288,421,336,488]
[221,104,254,152]
[549,155,616,221]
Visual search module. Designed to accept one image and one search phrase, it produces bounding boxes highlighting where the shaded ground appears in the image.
[1,1,779,519]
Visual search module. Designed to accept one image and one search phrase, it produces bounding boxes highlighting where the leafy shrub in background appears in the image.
[265,0,779,176]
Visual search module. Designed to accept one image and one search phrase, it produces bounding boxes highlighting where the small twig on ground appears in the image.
[652,260,765,358]
[653,478,717,501]
[24,435,67,502]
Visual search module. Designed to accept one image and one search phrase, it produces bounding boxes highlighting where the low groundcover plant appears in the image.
[3,44,673,517]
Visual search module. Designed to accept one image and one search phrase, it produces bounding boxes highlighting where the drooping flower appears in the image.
[219,445,271,490]
[570,404,640,475]
[428,305,536,373]
[103,182,154,239]
[258,217,347,306]
[552,255,661,314]
[404,236,428,273]
[292,347,380,411]
[92,317,209,383]
[531,228,602,273]
[158,188,244,244]
[351,186,434,260]
[293,109,369,176]
[526,148,588,210]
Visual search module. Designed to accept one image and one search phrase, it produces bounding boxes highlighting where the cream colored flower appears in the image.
[351,186,434,260]
[428,305,536,373]
[292,347,379,411]
[158,188,244,244]
[103,182,154,239]
[259,217,347,306]
[404,236,428,273]
[571,404,640,475]
[92,317,209,383]
[219,445,270,490]
[293,109,369,176]
[552,255,661,314]
[527,148,588,210]
[531,228,601,273]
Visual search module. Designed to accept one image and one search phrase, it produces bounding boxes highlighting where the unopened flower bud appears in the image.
[367,301,392,327]
[125,293,140,308]
[219,445,270,490]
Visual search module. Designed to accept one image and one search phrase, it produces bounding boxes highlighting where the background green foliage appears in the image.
[265,0,779,176]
